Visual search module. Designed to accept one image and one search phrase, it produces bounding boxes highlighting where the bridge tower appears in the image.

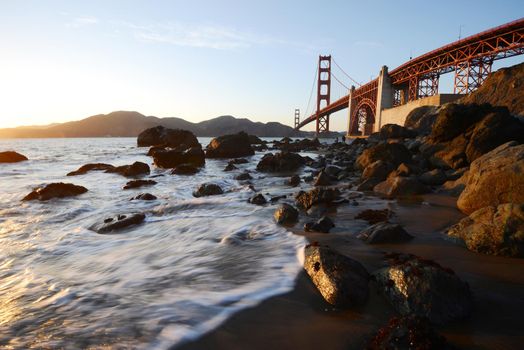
[316,55,331,134]
[294,108,300,128]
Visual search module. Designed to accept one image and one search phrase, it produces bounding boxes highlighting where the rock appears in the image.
[324,165,342,177]
[304,216,335,233]
[304,244,369,307]
[295,187,340,210]
[274,204,299,225]
[171,164,200,175]
[313,171,332,186]
[256,152,305,172]
[123,179,156,190]
[224,163,237,171]
[419,169,447,186]
[288,175,301,187]
[205,132,254,158]
[132,193,157,201]
[249,193,267,205]
[356,178,382,191]
[270,195,286,203]
[67,163,115,176]
[152,147,205,169]
[147,145,165,157]
[248,134,264,144]
[23,183,88,201]
[193,183,223,197]
[367,316,453,350]
[235,172,252,181]
[91,213,146,233]
[374,176,430,199]
[374,253,473,324]
[0,151,28,163]
[107,161,150,177]
[447,203,524,257]
[404,105,439,135]
[430,103,487,143]
[457,142,524,214]
[356,142,412,171]
[357,222,413,244]
[361,160,394,181]
[380,124,417,139]
[137,126,199,148]
[229,158,249,165]
[440,172,468,197]
[355,209,392,224]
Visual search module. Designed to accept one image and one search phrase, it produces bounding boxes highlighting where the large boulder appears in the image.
[457,142,524,214]
[379,124,417,139]
[106,162,150,177]
[256,152,305,172]
[295,187,340,210]
[374,253,473,324]
[358,222,413,244]
[448,203,524,257]
[373,176,430,199]
[91,213,146,233]
[274,204,299,225]
[356,142,412,170]
[361,160,394,181]
[0,151,28,163]
[205,132,254,158]
[171,164,200,175]
[304,244,369,307]
[67,163,115,176]
[137,126,199,148]
[404,105,439,135]
[23,183,88,201]
[152,147,205,169]
[429,103,487,143]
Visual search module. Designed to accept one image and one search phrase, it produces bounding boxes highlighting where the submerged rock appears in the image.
[123,179,157,190]
[137,126,199,148]
[355,209,392,224]
[374,253,473,324]
[288,174,301,187]
[193,183,223,197]
[249,193,267,205]
[106,161,150,177]
[274,204,299,225]
[131,193,157,201]
[205,132,254,158]
[91,213,146,233]
[304,216,335,233]
[23,183,88,201]
[67,163,115,176]
[304,244,369,307]
[256,152,305,172]
[223,163,237,171]
[171,164,200,175]
[0,151,28,163]
[313,171,332,186]
[447,203,524,257]
[153,147,205,169]
[358,222,413,244]
[235,172,252,181]
[295,187,340,210]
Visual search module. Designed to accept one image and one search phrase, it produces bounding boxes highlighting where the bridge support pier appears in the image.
[346,85,355,137]
[375,65,393,132]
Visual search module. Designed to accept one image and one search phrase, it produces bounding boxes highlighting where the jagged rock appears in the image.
[419,169,447,186]
[229,158,249,165]
[147,145,165,157]
[67,163,115,176]
[380,124,417,139]
[374,253,473,324]
[206,132,254,158]
[274,203,299,224]
[107,161,150,177]
[295,187,340,210]
[132,193,157,201]
[248,135,264,144]
[224,163,237,171]
[430,103,488,143]
[137,126,199,148]
[324,165,342,177]
[374,176,430,199]
[249,193,267,205]
[367,316,453,350]
[288,175,301,187]
[356,142,412,170]
[91,213,146,233]
[0,151,28,163]
[457,142,524,214]
[235,172,252,181]
[355,209,392,224]
[193,183,224,197]
[448,203,524,257]
[356,178,382,191]
[404,105,440,135]
[172,164,200,175]
[256,152,305,172]
[313,171,332,186]
[358,222,413,244]
[152,147,205,169]
[361,160,394,181]
[304,216,335,233]
[304,244,369,307]
[23,183,87,201]
[123,179,157,190]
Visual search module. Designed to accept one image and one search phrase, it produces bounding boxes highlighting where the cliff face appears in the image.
[461,62,524,117]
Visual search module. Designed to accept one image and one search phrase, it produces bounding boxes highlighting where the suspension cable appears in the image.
[304,64,318,118]
[331,72,350,90]
[332,57,362,87]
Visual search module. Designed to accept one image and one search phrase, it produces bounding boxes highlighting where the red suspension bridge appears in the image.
[294,18,524,136]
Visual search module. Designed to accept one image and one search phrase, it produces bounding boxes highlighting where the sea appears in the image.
[0,137,320,349]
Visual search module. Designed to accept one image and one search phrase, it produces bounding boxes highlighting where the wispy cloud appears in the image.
[67,16,99,28]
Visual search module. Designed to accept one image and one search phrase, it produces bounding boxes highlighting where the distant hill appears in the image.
[0,111,321,138]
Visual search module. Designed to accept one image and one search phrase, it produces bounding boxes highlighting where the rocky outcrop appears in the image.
[256,152,305,172]
[448,203,524,257]
[123,179,156,190]
[273,204,299,225]
[304,216,335,233]
[23,183,88,201]
[457,142,524,214]
[152,147,205,169]
[404,105,439,135]
[193,183,224,197]
[107,161,150,177]
[379,124,417,139]
[304,244,369,307]
[0,151,28,163]
[356,142,412,171]
[205,132,254,158]
[374,253,473,324]
[67,163,115,176]
[358,222,413,244]
[374,176,430,199]
[295,187,340,210]
[137,126,199,148]
[91,213,146,233]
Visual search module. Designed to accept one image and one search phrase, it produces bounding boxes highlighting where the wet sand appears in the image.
[178,192,524,349]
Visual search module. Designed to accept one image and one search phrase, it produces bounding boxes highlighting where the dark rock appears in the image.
[229,158,249,165]
[248,134,264,145]
[419,169,447,186]
[67,163,115,176]
[123,179,157,190]
[374,253,473,324]
[356,177,382,191]
[91,213,146,233]
[295,188,340,210]
[249,193,267,205]
[172,164,200,175]
[430,103,487,143]
[404,105,440,135]
[107,161,150,177]
[235,172,252,181]
[356,142,412,171]
[153,147,205,169]
[147,145,165,157]
[355,209,391,224]
[193,183,223,197]
[137,126,199,148]
[358,222,413,244]
[132,193,157,201]
[374,176,430,199]
[380,124,417,139]
[256,152,305,172]
[288,175,301,187]
[206,132,254,158]
[304,244,369,307]
[0,151,28,163]
[304,216,335,233]
[361,160,394,181]
[23,183,88,201]
[224,163,237,171]
[270,195,286,203]
[448,203,524,257]
[313,171,332,186]
[274,203,299,225]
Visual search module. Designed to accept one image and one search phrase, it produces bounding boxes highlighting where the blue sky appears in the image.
[0,0,522,131]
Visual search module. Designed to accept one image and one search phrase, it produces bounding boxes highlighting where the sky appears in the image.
[0,0,522,131]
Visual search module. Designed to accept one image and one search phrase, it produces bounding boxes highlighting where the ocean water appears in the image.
[0,137,308,349]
